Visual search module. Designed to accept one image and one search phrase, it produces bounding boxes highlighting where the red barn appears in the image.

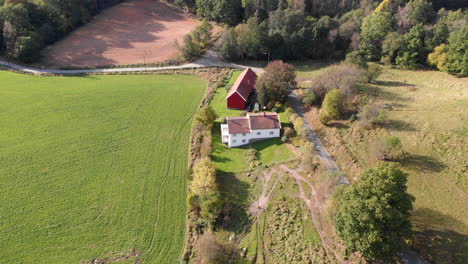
[226,68,257,110]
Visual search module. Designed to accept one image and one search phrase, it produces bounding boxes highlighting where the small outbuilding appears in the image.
[226,68,257,110]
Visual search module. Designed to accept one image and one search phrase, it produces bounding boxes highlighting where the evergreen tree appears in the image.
[396,24,426,68]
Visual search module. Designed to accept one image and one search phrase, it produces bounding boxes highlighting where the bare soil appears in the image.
[42,0,201,67]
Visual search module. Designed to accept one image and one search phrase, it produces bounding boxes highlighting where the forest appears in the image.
[0,0,466,76]
[174,0,467,76]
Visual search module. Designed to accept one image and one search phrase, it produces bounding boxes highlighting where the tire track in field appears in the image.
[146,109,196,260]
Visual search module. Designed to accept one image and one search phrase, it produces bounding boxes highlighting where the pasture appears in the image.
[42,0,201,67]
[297,62,468,263]
[0,71,206,263]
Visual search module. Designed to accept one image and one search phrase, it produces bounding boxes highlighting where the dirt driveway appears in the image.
[42,0,200,67]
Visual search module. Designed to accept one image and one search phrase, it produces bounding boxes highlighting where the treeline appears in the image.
[0,0,123,62]
[358,0,468,75]
[171,0,466,75]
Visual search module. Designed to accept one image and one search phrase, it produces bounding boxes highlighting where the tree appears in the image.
[219,28,239,61]
[395,24,426,68]
[335,163,415,261]
[445,27,468,76]
[13,35,41,62]
[195,0,242,26]
[381,32,405,64]
[408,0,436,25]
[427,43,448,71]
[360,11,393,60]
[320,89,343,124]
[2,20,17,58]
[255,60,297,107]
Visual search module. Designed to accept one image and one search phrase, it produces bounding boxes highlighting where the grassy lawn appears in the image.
[298,62,468,263]
[209,71,295,173]
[0,71,206,263]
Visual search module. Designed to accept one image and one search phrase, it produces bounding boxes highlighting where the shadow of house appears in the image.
[411,208,468,264]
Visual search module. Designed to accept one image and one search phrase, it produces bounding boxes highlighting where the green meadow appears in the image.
[0,71,206,263]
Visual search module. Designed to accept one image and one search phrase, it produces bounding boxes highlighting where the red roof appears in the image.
[226,68,257,101]
[226,113,281,134]
[226,117,251,134]
[249,113,281,130]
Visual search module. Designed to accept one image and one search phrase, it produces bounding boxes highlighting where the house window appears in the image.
[257,132,261,135]
[270,131,274,135]
[242,139,246,143]
[233,140,237,143]
[242,133,246,136]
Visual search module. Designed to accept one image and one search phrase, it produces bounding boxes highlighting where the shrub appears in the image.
[245,149,259,168]
[200,192,223,226]
[191,158,217,196]
[358,103,387,129]
[345,51,368,69]
[302,90,318,106]
[292,117,307,137]
[195,233,229,264]
[364,64,383,83]
[371,135,404,161]
[309,63,364,100]
[195,106,218,129]
[283,127,296,140]
[320,89,343,124]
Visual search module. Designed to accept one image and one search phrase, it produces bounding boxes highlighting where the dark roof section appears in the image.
[226,117,251,134]
[249,113,281,130]
[226,68,257,101]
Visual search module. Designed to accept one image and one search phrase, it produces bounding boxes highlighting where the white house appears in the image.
[221,112,281,148]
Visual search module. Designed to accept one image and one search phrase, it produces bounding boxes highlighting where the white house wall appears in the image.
[227,128,280,147]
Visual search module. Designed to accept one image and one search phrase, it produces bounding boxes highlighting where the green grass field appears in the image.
[296,62,468,263]
[0,71,206,263]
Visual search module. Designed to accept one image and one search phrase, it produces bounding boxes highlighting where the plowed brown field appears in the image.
[42,0,200,67]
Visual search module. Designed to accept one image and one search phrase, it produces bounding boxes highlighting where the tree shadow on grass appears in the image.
[366,86,412,102]
[411,208,468,264]
[402,154,447,172]
[216,172,251,234]
[385,119,417,132]
[377,80,416,87]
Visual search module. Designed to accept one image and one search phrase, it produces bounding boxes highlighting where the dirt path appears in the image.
[249,169,282,217]
[288,92,349,185]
